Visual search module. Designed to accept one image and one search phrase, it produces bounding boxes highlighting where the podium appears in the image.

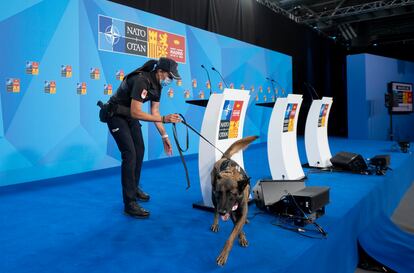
[304,97,333,168]
[193,88,250,209]
[267,94,305,180]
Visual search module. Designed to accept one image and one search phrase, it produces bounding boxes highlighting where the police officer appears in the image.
[106,57,182,218]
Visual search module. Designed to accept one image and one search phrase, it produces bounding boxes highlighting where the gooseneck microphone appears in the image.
[266,77,285,97]
[211,67,228,88]
[266,77,275,95]
[201,64,213,95]
[304,82,320,100]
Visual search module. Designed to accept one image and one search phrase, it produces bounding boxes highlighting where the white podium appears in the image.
[304,97,333,168]
[267,94,305,180]
[196,88,250,208]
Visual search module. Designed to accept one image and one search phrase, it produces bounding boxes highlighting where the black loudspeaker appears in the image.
[370,155,390,169]
[330,152,368,172]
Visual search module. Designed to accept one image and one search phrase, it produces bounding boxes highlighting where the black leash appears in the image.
[172,114,190,190]
[172,114,225,190]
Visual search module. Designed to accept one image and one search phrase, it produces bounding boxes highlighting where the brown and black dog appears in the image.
[210,135,258,266]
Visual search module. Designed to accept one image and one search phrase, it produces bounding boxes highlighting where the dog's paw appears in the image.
[210,224,219,232]
[239,236,249,247]
[216,251,229,266]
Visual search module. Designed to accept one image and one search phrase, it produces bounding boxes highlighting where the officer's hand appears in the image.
[164,114,181,123]
[162,137,173,156]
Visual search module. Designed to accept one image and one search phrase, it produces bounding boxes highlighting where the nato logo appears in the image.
[98,15,148,57]
[221,100,234,121]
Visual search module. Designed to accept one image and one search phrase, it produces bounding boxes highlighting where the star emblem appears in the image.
[104,25,120,46]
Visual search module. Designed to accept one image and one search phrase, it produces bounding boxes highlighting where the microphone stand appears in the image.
[201,64,213,96]
[211,67,228,89]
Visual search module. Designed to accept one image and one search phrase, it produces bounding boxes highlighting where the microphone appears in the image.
[267,77,286,97]
[201,64,213,95]
[266,77,275,95]
[303,82,320,100]
[211,67,228,88]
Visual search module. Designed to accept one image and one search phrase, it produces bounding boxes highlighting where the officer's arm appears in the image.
[130,98,163,122]
[151,101,168,137]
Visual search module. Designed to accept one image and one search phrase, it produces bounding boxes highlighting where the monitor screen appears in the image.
[388,82,413,113]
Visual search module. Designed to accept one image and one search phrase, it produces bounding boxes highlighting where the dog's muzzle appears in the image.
[220,203,239,221]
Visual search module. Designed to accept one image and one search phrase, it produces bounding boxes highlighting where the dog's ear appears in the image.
[237,177,250,192]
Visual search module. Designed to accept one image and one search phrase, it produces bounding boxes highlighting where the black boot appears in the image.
[124,202,150,218]
[136,187,150,202]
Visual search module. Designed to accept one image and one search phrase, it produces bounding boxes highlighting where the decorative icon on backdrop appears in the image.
[26,61,39,75]
[263,95,267,102]
[267,86,271,93]
[229,83,234,89]
[218,82,223,90]
[116,70,124,81]
[255,94,259,101]
[6,78,20,93]
[206,80,210,89]
[275,88,279,96]
[77,82,87,95]
[192,79,197,88]
[176,79,182,86]
[282,89,286,96]
[271,95,275,102]
[44,81,56,94]
[61,65,72,78]
[250,85,255,93]
[240,84,245,90]
[259,86,263,93]
[184,89,190,99]
[168,87,174,98]
[198,90,205,99]
[104,84,112,95]
[90,68,100,80]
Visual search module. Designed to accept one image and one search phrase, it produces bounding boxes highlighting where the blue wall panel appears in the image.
[347,54,414,141]
[0,0,292,186]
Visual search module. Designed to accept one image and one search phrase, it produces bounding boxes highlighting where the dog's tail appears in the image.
[222,136,259,159]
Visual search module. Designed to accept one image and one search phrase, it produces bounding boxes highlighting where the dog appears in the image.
[210,135,258,266]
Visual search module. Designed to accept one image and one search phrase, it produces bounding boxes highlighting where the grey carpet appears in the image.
[392,181,414,234]
[355,180,414,272]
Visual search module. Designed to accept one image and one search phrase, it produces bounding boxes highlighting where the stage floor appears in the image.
[0,137,413,273]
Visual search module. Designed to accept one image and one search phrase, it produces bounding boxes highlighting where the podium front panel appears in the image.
[198,89,250,207]
[304,97,333,168]
[267,94,305,180]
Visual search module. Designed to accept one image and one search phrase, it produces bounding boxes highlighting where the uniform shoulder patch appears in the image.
[141,89,148,100]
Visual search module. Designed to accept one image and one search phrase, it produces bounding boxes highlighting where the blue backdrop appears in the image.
[347,53,414,141]
[0,0,292,186]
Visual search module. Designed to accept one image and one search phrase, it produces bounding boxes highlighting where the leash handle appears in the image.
[172,114,191,190]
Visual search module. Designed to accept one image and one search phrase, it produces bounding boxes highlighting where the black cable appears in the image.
[287,193,328,238]
[271,193,328,239]
[271,217,327,239]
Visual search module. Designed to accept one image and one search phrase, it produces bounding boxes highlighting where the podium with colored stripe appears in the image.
[304,97,333,168]
[193,88,250,209]
[267,94,305,181]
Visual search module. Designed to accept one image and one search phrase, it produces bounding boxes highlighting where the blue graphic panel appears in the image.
[221,100,234,120]
[0,0,292,186]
